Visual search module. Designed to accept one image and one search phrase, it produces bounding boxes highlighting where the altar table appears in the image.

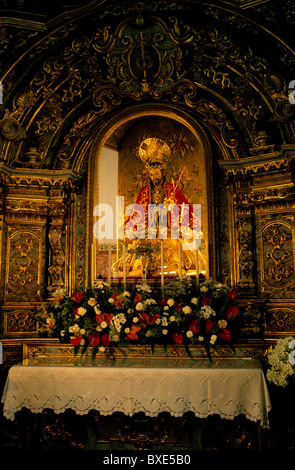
[1,357,271,429]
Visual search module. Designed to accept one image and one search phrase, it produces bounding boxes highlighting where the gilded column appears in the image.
[47,199,69,295]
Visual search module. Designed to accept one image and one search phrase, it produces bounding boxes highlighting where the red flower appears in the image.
[126,325,141,341]
[101,333,110,347]
[138,312,150,325]
[150,313,161,324]
[201,294,211,306]
[158,298,168,306]
[172,332,183,344]
[189,320,201,334]
[226,306,239,320]
[110,293,124,308]
[218,329,231,341]
[205,320,216,333]
[174,301,182,313]
[228,288,238,300]
[134,293,143,303]
[88,332,100,347]
[71,291,84,303]
[96,313,113,325]
[73,307,79,317]
[69,336,82,346]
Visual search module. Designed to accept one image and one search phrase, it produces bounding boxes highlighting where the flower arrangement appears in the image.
[266,337,295,388]
[36,277,239,361]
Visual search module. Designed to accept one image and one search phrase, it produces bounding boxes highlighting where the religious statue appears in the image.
[112,137,206,279]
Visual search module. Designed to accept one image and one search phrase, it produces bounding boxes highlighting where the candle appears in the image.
[161,242,164,289]
[196,247,199,288]
[123,242,126,286]
[178,239,182,279]
[91,243,95,288]
[108,244,112,285]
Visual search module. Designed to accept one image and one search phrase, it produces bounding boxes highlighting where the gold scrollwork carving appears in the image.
[4,309,37,334]
[6,229,41,294]
[261,222,295,289]
[266,308,295,334]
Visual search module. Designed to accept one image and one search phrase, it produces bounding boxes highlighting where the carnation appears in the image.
[78,307,87,316]
[135,302,144,311]
[218,319,227,329]
[210,334,217,344]
[182,306,192,315]
[88,298,97,307]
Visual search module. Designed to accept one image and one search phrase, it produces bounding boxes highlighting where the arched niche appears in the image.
[87,104,215,286]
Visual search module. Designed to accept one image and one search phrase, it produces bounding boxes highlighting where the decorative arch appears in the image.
[86,103,216,286]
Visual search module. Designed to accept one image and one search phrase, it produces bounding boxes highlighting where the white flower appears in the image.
[162,329,168,335]
[80,329,86,335]
[135,302,144,311]
[186,330,193,338]
[60,330,65,337]
[155,318,161,325]
[88,298,97,307]
[167,298,174,307]
[289,350,295,365]
[210,334,217,344]
[133,317,139,323]
[200,305,216,319]
[182,306,192,315]
[108,298,115,304]
[200,286,208,293]
[123,291,130,297]
[99,346,106,352]
[136,283,152,293]
[69,324,80,334]
[100,321,108,329]
[124,328,130,334]
[191,297,198,305]
[164,306,169,311]
[170,315,176,322]
[78,307,87,316]
[162,317,168,327]
[52,287,66,297]
[198,336,204,342]
[94,306,101,315]
[80,338,85,346]
[96,325,102,332]
[289,339,295,350]
[218,319,227,329]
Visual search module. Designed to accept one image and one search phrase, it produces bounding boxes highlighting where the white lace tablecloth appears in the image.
[1,358,272,427]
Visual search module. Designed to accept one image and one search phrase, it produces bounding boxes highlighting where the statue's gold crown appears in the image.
[139,138,171,167]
